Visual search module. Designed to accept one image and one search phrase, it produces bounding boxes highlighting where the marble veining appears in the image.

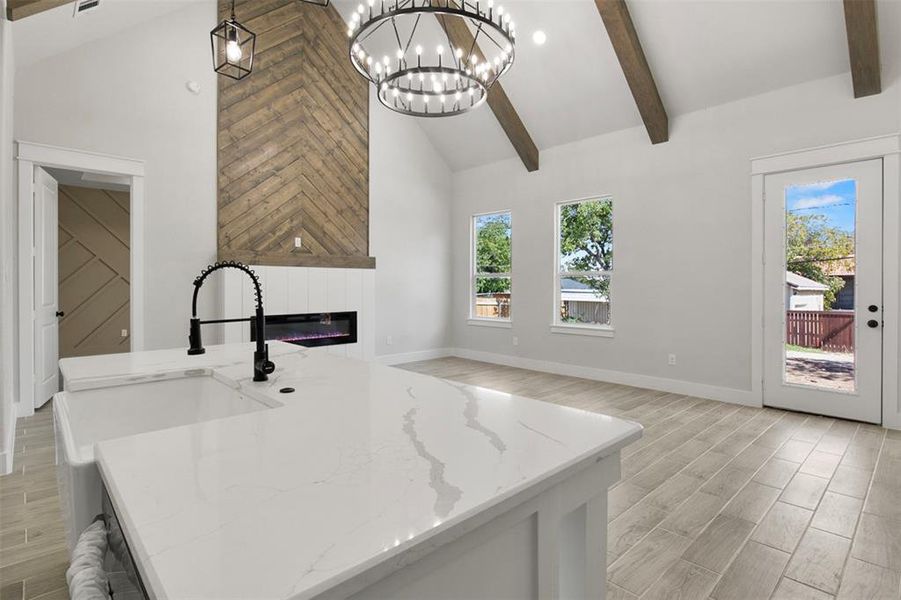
[84,342,642,599]
[402,406,464,519]
[456,382,508,454]
[518,419,569,447]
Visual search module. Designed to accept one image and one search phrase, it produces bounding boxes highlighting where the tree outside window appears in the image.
[557,198,613,327]
[472,212,512,319]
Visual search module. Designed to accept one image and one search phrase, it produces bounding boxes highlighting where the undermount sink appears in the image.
[54,374,276,553]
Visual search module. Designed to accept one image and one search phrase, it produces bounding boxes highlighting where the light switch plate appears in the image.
[294,236,302,248]
[121,329,129,338]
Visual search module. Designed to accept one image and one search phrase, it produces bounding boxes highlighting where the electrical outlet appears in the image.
[386,335,393,346]
[668,353,677,366]
[294,236,303,249]
[121,329,128,338]
[512,336,519,346]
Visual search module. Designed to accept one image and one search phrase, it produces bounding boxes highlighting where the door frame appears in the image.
[16,141,146,417]
[750,134,901,427]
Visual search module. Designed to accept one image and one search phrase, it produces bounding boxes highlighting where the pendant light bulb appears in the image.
[225,2,242,62]
[226,39,243,62]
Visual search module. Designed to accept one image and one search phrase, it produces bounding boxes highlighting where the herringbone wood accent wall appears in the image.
[58,185,131,358]
[217,0,373,269]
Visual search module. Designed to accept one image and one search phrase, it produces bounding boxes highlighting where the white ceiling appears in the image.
[12,0,197,68]
[337,0,880,171]
[15,0,894,172]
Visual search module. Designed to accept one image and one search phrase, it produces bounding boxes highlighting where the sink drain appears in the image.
[279,387,295,394]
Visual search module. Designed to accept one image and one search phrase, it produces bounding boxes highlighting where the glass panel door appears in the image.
[763,159,882,423]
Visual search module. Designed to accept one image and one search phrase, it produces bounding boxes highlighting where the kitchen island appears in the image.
[63,343,641,599]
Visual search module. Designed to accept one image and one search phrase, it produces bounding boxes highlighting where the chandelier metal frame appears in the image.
[348,0,516,117]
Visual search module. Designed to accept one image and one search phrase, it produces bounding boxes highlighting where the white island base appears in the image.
[340,457,615,600]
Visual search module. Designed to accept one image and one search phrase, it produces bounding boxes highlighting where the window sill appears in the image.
[468,318,513,329]
[550,325,615,338]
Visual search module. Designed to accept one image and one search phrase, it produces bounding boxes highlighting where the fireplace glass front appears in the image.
[250,312,357,348]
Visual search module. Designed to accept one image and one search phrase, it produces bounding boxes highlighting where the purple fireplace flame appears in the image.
[251,312,357,348]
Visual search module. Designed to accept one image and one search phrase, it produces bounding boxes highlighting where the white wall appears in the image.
[451,73,900,401]
[14,2,219,356]
[370,90,454,361]
[221,266,375,361]
[1,1,17,474]
[12,3,453,383]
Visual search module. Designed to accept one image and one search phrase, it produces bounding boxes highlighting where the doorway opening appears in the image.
[16,142,145,416]
[48,168,132,359]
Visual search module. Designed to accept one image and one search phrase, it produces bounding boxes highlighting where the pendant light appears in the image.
[210,0,256,80]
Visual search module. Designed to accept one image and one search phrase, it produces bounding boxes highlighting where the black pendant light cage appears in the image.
[211,0,256,81]
[348,0,516,118]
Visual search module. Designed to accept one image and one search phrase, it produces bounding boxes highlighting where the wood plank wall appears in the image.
[58,185,131,358]
[217,0,374,269]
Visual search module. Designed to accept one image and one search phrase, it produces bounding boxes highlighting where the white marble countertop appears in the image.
[59,342,300,392]
[88,343,642,600]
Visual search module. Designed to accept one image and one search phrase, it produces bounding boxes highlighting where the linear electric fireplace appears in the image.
[250,312,357,348]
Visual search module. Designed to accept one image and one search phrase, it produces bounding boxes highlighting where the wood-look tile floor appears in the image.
[399,357,901,600]
[2,360,900,600]
[0,405,68,600]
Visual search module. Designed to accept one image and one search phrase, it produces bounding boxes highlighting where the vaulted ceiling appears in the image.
[12,0,193,67]
[337,0,896,172]
[13,0,898,173]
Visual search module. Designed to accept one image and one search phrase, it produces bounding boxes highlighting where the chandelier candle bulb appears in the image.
[349,0,514,117]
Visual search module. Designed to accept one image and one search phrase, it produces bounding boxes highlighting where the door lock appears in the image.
[868,305,879,313]
[867,319,880,328]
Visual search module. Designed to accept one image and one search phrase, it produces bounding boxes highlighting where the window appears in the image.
[471,211,512,322]
[555,197,613,330]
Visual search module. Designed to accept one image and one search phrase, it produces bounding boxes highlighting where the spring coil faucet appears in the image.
[187,261,275,382]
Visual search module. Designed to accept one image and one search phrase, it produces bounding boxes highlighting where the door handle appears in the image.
[867,319,880,328]
[55,311,65,318]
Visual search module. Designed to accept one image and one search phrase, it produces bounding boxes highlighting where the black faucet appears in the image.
[187,261,275,382]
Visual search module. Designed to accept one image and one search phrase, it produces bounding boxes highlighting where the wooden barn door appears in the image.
[57,185,131,358]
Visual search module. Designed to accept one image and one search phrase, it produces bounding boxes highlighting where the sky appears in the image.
[786,178,856,233]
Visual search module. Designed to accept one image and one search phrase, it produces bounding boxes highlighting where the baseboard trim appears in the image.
[17,400,34,418]
[1,409,16,475]
[377,348,454,366]
[450,348,761,408]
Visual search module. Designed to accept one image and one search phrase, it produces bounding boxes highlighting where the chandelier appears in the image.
[347,0,516,117]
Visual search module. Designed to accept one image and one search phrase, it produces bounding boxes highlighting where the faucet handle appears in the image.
[187,317,206,355]
[261,360,275,375]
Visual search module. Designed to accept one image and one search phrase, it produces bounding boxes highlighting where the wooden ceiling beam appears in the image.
[7,0,73,20]
[843,0,881,98]
[439,11,540,172]
[594,0,668,144]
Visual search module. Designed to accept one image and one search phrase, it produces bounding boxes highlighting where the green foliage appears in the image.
[786,213,853,309]
[475,214,511,295]
[559,200,613,294]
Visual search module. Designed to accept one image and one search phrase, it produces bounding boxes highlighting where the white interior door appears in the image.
[33,167,59,408]
[764,159,883,423]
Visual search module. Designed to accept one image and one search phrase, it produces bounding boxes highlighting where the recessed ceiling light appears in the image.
[532,30,547,46]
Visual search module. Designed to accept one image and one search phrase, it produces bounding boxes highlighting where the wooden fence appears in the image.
[475,295,511,318]
[562,300,610,325]
[786,310,854,352]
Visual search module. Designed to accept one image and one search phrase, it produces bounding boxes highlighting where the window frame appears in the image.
[469,209,513,326]
[553,196,614,335]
